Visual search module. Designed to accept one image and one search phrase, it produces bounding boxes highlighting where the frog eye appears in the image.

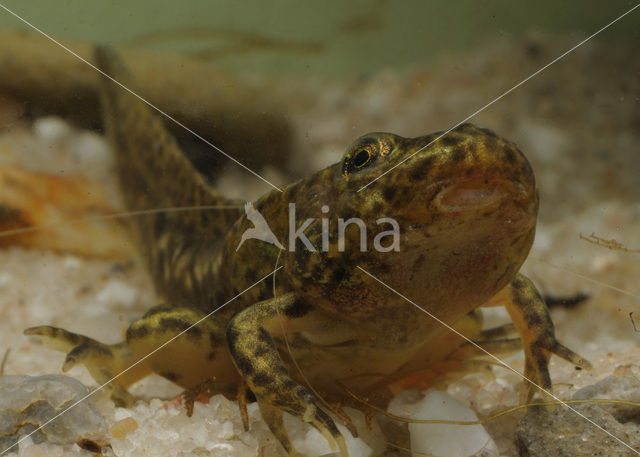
[353,147,373,168]
[342,139,381,177]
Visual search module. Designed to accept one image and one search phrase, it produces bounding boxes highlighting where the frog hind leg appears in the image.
[226,292,349,457]
[23,325,149,406]
[124,304,242,417]
[497,273,592,403]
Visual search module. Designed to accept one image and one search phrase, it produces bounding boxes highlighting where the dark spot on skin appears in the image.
[233,354,255,375]
[524,311,543,328]
[257,327,272,343]
[186,326,203,339]
[374,262,392,275]
[126,323,150,341]
[382,186,396,202]
[70,344,111,358]
[209,331,221,349]
[450,146,466,163]
[441,134,463,148]
[483,136,499,155]
[159,317,189,331]
[159,317,203,339]
[282,185,296,202]
[253,346,269,358]
[295,244,310,265]
[284,299,312,318]
[160,371,181,382]
[331,267,347,284]
[504,146,517,164]
[408,155,436,182]
[371,201,383,214]
[466,140,479,157]
[512,275,526,290]
[282,379,298,390]
[412,254,426,273]
[340,203,358,220]
[207,351,216,361]
[252,371,275,387]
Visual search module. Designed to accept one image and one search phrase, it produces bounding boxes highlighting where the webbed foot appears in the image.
[226,292,349,457]
[24,325,146,406]
[499,274,592,403]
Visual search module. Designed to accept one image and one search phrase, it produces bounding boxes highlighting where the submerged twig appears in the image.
[580,232,640,254]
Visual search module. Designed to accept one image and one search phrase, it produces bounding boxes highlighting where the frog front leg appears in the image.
[226,292,348,457]
[491,273,592,403]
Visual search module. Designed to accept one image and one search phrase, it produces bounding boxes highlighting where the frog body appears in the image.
[25,47,590,456]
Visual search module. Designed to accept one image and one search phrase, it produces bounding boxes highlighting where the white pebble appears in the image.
[409,390,498,457]
[95,279,139,307]
[32,116,72,143]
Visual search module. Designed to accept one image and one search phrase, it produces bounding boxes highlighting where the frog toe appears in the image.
[298,390,348,455]
[546,339,592,370]
[521,334,592,403]
[25,325,98,354]
[257,386,348,457]
[63,341,112,372]
[227,294,349,456]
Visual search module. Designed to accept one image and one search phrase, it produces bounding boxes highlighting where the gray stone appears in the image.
[515,377,640,457]
[0,374,108,453]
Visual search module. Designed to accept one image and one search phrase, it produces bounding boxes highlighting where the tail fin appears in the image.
[94,46,241,240]
[94,46,242,306]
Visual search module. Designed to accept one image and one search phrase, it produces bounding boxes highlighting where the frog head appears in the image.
[285,123,537,323]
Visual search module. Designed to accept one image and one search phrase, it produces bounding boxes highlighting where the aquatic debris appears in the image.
[580,231,640,254]
[0,165,130,258]
[0,374,109,453]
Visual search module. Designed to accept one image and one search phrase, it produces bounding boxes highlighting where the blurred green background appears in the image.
[0,0,637,77]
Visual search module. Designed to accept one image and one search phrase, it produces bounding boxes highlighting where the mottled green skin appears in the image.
[25,48,590,457]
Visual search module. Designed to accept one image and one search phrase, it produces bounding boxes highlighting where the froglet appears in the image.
[26,47,590,457]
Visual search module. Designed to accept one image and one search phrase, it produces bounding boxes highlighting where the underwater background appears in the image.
[0,1,638,456]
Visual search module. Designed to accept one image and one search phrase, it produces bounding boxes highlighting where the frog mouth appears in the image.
[433,176,532,213]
